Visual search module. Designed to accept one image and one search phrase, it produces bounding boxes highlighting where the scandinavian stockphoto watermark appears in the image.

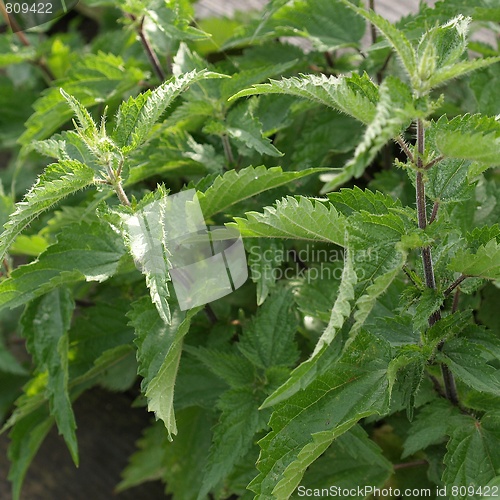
[1,0,77,32]
[125,189,248,311]
[248,244,378,284]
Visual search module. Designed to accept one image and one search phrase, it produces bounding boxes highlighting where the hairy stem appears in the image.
[415,119,459,405]
[425,154,445,170]
[440,364,459,405]
[444,274,467,297]
[114,181,131,207]
[105,162,131,207]
[429,201,439,224]
[394,135,414,163]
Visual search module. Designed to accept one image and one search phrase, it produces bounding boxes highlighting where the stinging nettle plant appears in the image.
[0,0,500,498]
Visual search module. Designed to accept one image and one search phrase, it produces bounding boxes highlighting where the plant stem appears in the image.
[429,201,439,224]
[415,119,459,405]
[127,14,166,81]
[415,121,435,292]
[114,181,131,207]
[369,0,377,45]
[440,364,459,405]
[394,459,428,470]
[222,135,235,166]
[138,17,166,81]
[105,161,131,207]
[444,274,467,297]
[425,154,444,170]
[394,135,414,163]
[204,304,218,324]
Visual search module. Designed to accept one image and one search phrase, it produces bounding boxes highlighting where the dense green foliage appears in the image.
[1,0,500,498]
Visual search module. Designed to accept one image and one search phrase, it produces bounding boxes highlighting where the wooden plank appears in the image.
[194,0,493,47]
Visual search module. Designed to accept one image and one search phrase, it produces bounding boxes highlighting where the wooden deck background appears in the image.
[196,0,435,24]
[0,1,488,499]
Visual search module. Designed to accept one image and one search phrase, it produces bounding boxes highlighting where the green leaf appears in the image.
[291,109,364,169]
[128,297,200,438]
[340,77,419,189]
[0,77,37,148]
[68,301,135,380]
[388,346,427,420]
[432,114,500,167]
[238,287,299,369]
[340,0,417,82]
[272,0,366,51]
[426,159,474,203]
[438,328,500,396]
[198,387,269,499]
[222,57,302,103]
[249,331,391,498]
[143,0,208,42]
[351,248,406,338]
[443,412,500,498]
[71,344,136,391]
[0,339,27,376]
[60,88,99,139]
[465,225,500,252]
[0,160,96,262]
[31,131,101,173]
[0,221,126,311]
[0,36,36,67]
[328,186,402,216]
[403,399,467,458]
[20,288,78,464]
[7,407,54,500]
[114,69,226,153]
[224,0,365,52]
[162,406,213,499]
[186,347,255,389]
[412,16,500,92]
[247,238,284,305]
[125,130,221,186]
[471,64,500,116]
[121,405,213,500]
[449,239,500,280]
[417,16,470,76]
[174,356,228,410]
[20,52,145,144]
[230,73,379,125]
[292,262,343,323]
[414,287,445,330]
[230,196,346,246]
[301,425,393,495]
[426,56,500,94]
[120,187,173,324]
[117,420,168,492]
[204,100,282,157]
[0,194,14,230]
[261,247,356,409]
[198,165,326,219]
